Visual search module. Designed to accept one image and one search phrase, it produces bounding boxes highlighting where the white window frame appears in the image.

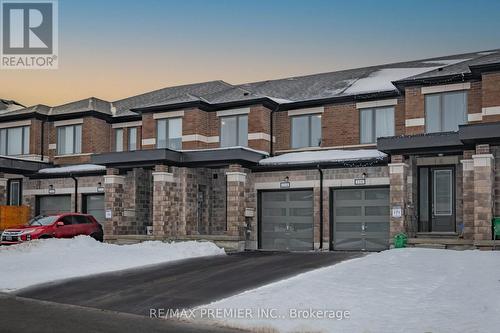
[0,126,30,156]
[157,118,182,150]
[290,114,322,149]
[220,114,248,148]
[359,107,395,144]
[128,127,138,151]
[114,128,124,152]
[56,124,82,155]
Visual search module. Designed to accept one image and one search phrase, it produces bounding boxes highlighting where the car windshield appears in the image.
[28,215,59,226]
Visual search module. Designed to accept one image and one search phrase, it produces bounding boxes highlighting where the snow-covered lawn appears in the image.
[196,248,500,333]
[0,236,225,292]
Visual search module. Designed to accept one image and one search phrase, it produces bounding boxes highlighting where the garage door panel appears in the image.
[38,195,71,216]
[335,238,364,251]
[333,187,389,251]
[84,194,105,223]
[260,190,313,251]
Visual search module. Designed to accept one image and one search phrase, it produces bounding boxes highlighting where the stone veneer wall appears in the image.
[493,145,500,218]
[121,168,152,235]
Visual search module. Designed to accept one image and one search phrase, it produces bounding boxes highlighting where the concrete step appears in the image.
[414,243,446,249]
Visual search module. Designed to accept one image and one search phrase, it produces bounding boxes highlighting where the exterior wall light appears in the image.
[97,182,105,193]
[48,184,56,195]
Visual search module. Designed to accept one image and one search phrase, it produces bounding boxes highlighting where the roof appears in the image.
[0,99,25,112]
[4,48,500,119]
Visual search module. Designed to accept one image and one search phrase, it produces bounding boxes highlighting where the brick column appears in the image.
[389,155,408,238]
[461,158,475,239]
[152,165,177,237]
[104,168,125,236]
[472,152,494,241]
[0,176,7,205]
[226,164,246,237]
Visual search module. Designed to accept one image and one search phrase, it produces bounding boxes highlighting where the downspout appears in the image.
[317,164,324,250]
[71,175,78,213]
[269,105,278,156]
[40,119,45,161]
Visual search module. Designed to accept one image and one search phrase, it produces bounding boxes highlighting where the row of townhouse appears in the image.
[1,49,500,250]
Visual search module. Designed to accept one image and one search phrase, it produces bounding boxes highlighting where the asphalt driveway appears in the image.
[17,251,362,317]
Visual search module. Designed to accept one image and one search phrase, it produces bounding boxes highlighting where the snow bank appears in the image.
[38,164,106,174]
[344,67,439,94]
[0,236,225,292]
[259,149,386,165]
[197,249,500,333]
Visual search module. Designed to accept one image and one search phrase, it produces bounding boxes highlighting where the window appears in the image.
[359,107,395,144]
[0,126,30,156]
[128,127,138,151]
[8,179,21,206]
[220,115,248,147]
[157,118,182,150]
[57,125,82,155]
[114,128,124,152]
[291,114,321,149]
[73,215,92,224]
[425,91,467,133]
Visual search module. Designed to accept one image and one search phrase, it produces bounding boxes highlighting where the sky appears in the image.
[1,0,500,107]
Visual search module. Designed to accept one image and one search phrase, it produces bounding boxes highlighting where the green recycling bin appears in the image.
[394,233,408,248]
[492,217,500,240]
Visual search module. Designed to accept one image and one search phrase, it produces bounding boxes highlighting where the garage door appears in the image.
[333,187,389,251]
[37,195,71,216]
[83,194,105,223]
[260,190,313,251]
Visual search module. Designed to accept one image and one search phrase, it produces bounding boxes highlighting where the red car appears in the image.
[1,213,103,245]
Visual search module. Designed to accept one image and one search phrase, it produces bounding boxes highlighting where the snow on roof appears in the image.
[38,164,106,174]
[259,149,387,166]
[422,59,471,66]
[343,67,439,94]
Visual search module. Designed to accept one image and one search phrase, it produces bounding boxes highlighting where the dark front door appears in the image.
[419,167,455,232]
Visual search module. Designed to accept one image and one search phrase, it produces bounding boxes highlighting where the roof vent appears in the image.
[243,92,249,96]
[438,67,443,71]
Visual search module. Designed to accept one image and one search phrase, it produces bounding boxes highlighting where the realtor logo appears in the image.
[1,0,58,69]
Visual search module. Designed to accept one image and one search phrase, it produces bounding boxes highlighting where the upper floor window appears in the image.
[157,118,182,150]
[220,115,248,147]
[291,114,321,149]
[114,128,124,152]
[359,107,395,144]
[0,126,30,156]
[128,127,138,151]
[57,124,82,155]
[425,91,467,133]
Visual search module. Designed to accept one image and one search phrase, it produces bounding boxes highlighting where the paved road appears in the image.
[0,293,247,333]
[17,251,362,317]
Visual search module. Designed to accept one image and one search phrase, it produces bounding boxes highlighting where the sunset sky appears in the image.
[2,0,500,107]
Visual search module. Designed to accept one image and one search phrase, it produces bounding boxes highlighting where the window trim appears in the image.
[424,90,468,133]
[57,124,82,155]
[114,128,124,152]
[156,117,182,150]
[290,113,322,149]
[220,114,248,148]
[128,127,138,151]
[359,106,395,144]
[0,126,30,156]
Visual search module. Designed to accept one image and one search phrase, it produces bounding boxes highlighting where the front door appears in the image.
[419,167,455,232]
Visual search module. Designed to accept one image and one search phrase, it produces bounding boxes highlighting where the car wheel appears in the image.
[90,232,103,242]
